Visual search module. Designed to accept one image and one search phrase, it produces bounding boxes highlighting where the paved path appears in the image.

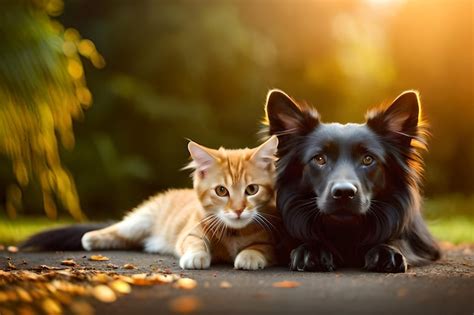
[1,245,473,315]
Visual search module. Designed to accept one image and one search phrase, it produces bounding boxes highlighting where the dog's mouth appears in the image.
[325,208,361,223]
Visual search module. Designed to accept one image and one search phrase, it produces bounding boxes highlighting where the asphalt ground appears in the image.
[1,244,473,315]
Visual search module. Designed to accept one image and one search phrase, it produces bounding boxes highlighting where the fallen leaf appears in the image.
[106,263,118,269]
[61,259,77,267]
[175,278,197,290]
[92,273,111,283]
[219,281,232,289]
[7,246,18,253]
[17,306,35,315]
[39,265,62,270]
[122,263,137,269]
[41,298,62,314]
[7,261,16,270]
[147,273,175,284]
[109,280,131,294]
[93,285,117,303]
[15,287,32,302]
[70,301,94,315]
[0,292,9,302]
[116,275,134,284]
[272,281,300,288]
[89,255,110,261]
[169,296,201,313]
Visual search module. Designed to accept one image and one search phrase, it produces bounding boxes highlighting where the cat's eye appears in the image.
[215,185,229,197]
[314,154,327,166]
[245,184,259,196]
[362,155,374,166]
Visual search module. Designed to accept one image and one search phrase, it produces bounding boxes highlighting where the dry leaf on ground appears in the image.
[272,281,301,288]
[122,263,137,269]
[175,278,197,290]
[70,301,95,315]
[7,262,17,270]
[169,296,201,313]
[109,280,131,294]
[61,259,78,267]
[41,298,62,314]
[93,285,117,303]
[89,255,110,261]
[219,281,232,289]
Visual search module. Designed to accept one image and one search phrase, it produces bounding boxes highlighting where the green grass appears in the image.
[0,195,472,245]
[427,217,473,244]
[0,216,73,245]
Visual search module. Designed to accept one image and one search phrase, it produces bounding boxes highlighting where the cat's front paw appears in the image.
[234,249,267,270]
[81,231,96,251]
[179,250,211,270]
[290,243,337,272]
[364,244,407,273]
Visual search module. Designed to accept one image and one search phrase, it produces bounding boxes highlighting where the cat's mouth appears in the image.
[219,211,254,229]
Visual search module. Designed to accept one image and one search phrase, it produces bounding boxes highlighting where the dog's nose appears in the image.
[331,182,357,200]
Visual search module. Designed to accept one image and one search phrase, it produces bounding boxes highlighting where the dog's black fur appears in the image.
[264,89,440,273]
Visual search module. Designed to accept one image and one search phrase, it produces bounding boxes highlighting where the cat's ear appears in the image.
[367,90,423,147]
[187,141,219,175]
[250,135,278,168]
[265,89,319,136]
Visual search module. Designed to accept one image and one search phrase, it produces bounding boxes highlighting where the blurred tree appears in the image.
[0,0,471,219]
[0,0,104,219]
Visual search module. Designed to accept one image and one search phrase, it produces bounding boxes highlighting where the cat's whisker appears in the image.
[260,212,280,219]
[188,213,216,234]
[256,213,276,231]
[254,214,272,232]
[216,220,227,243]
[200,215,217,234]
[252,215,268,233]
[202,215,220,240]
[207,217,222,240]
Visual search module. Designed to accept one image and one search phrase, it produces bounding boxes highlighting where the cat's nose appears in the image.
[234,209,244,218]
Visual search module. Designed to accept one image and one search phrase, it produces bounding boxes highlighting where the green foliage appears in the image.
[0,1,472,220]
[0,0,103,219]
[0,214,72,245]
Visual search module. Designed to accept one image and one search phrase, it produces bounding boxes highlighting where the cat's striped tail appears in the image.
[20,223,111,251]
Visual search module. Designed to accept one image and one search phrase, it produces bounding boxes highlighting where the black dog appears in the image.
[265,89,440,273]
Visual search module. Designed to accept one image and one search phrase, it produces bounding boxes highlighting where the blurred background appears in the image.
[0,0,472,244]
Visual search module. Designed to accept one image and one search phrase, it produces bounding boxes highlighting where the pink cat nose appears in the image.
[234,209,244,218]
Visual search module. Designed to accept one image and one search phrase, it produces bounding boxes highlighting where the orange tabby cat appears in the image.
[80,136,279,270]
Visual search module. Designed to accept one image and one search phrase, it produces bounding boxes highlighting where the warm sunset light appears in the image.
[0,1,472,314]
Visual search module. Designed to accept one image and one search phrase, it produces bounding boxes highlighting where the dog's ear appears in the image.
[367,90,422,147]
[265,89,319,136]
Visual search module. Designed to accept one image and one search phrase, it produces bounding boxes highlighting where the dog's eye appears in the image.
[314,154,327,166]
[215,185,229,197]
[362,155,374,166]
[245,184,259,196]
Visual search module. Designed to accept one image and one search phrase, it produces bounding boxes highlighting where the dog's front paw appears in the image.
[234,249,267,270]
[364,244,407,273]
[179,250,211,270]
[290,243,336,272]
